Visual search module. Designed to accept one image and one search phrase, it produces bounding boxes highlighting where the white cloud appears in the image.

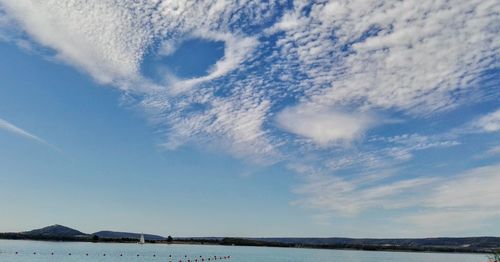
[276,104,376,146]
[470,109,500,133]
[149,87,279,164]
[315,133,460,173]
[273,0,499,113]
[294,162,500,235]
[0,1,153,88]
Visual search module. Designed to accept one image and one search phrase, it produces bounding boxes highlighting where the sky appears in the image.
[0,0,499,238]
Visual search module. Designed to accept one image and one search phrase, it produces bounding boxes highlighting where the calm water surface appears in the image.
[0,240,488,262]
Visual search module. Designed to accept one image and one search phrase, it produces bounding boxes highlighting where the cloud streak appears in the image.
[0,118,58,151]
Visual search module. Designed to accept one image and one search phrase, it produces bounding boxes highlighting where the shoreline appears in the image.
[0,236,496,255]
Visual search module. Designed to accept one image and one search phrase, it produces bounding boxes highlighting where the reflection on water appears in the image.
[0,240,487,262]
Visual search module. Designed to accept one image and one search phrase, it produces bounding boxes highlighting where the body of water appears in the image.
[0,240,488,262]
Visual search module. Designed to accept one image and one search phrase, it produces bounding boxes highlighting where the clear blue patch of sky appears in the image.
[142,38,225,81]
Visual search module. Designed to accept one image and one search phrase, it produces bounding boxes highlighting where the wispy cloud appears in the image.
[0,118,59,151]
[401,164,500,235]
[291,164,437,216]
[294,162,500,235]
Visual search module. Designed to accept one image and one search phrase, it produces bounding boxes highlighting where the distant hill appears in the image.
[2,225,165,242]
[23,225,87,238]
[93,231,165,241]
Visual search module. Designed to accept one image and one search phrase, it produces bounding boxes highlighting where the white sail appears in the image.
[139,233,145,244]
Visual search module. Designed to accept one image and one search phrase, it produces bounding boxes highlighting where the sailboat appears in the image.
[138,233,145,244]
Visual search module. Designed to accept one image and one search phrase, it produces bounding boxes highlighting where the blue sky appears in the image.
[0,1,499,238]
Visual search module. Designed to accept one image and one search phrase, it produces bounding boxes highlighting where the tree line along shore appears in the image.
[1,225,499,254]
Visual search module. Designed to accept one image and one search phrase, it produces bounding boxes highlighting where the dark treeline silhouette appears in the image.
[0,232,166,243]
[219,237,500,253]
[0,232,88,242]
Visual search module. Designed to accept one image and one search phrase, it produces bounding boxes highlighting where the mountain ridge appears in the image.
[17,225,164,241]
[23,224,86,238]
